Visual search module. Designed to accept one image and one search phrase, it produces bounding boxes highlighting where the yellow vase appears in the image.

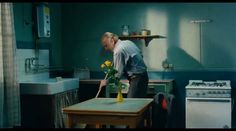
[116,89,123,102]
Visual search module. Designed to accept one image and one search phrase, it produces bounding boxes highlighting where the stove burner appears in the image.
[190,82,227,87]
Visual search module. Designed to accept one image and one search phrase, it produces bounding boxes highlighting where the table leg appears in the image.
[95,124,102,128]
[145,109,151,127]
[66,115,73,128]
[128,123,137,128]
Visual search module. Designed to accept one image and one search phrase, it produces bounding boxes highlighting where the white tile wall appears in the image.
[16,49,50,82]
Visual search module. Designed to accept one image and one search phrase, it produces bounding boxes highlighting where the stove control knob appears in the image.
[208,91,212,94]
[196,93,200,96]
[202,92,205,95]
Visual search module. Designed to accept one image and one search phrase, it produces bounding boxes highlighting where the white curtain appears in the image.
[0,3,20,128]
[54,89,79,128]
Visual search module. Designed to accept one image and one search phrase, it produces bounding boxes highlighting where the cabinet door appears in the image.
[148,83,167,94]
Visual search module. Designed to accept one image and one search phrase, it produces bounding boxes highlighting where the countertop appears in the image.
[79,79,174,84]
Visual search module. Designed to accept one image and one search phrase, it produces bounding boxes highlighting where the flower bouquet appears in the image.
[101,60,125,102]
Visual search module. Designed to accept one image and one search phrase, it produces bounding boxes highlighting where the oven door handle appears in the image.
[186,97,231,102]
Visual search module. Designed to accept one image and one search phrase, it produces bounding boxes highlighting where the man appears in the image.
[100,32,149,98]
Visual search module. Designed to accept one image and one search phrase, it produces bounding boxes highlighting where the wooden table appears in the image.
[62,98,153,128]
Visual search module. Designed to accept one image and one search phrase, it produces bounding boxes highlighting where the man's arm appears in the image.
[113,51,125,79]
[98,52,125,94]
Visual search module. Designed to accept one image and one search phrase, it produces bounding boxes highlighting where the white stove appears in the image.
[186,80,231,98]
[185,80,232,128]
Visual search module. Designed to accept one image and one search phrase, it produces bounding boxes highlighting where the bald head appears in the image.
[101,32,119,51]
[101,32,119,41]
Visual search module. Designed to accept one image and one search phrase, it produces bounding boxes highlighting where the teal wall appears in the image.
[13,3,62,67]
[13,3,236,71]
[13,3,33,42]
[61,3,236,72]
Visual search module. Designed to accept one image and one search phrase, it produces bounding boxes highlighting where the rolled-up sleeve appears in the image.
[113,51,125,79]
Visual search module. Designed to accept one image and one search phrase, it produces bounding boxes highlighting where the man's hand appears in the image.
[99,79,107,89]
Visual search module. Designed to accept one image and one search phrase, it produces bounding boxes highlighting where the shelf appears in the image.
[119,35,166,47]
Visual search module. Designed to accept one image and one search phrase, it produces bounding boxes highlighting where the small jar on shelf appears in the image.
[140,29,151,36]
[121,25,130,36]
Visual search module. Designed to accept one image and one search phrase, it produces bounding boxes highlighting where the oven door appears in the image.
[186,97,231,128]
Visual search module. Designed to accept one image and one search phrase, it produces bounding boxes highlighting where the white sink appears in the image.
[20,78,79,95]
